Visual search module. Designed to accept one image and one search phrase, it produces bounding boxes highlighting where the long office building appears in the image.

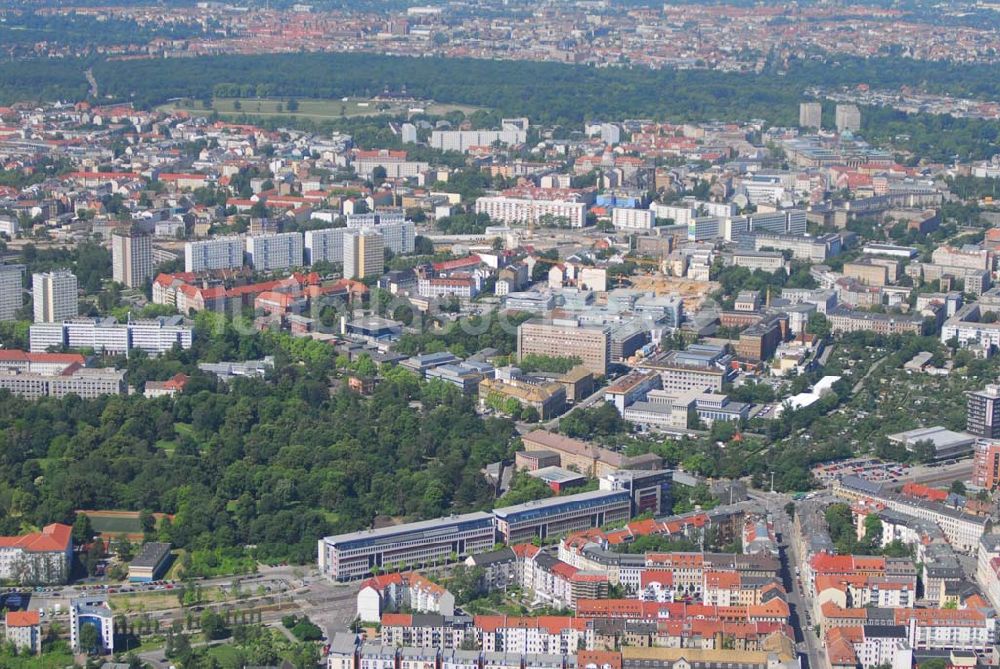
[184,237,245,273]
[0,265,23,321]
[245,232,304,271]
[304,227,346,265]
[0,351,126,399]
[319,490,634,581]
[476,196,587,229]
[430,129,527,152]
[111,231,153,288]
[32,270,77,323]
[751,232,840,262]
[29,316,193,357]
[493,489,631,544]
[636,345,732,395]
[827,308,924,336]
[517,319,611,375]
[318,512,497,582]
[612,208,655,230]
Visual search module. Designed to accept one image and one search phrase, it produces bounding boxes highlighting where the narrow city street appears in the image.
[749,491,826,669]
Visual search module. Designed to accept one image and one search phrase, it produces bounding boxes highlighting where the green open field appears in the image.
[83,511,143,535]
[158,96,485,121]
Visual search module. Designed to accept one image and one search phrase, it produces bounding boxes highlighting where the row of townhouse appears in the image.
[379,615,591,655]
[332,636,573,669]
[850,500,972,609]
[606,619,794,652]
[806,552,918,621]
[824,625,913,669]
[357,572,456,623]
[329,633,800,669]
[573,597,791,626]
[817,601,995,653]
[558,537,780,601]
[376,613,794,656]
[463,545,610,611]
[833,475,992,553]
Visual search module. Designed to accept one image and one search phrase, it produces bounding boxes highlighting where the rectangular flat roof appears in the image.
[324,512,494,548]
[493,489,629,519]
[130,542,172,569]
[528,466,587,484]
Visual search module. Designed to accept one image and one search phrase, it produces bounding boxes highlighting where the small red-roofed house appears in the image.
[4,610,41,654]
[144,373,190,399]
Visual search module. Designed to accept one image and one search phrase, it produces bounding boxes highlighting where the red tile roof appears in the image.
[0,351,85,365]
[0,524,72,553]
[5,611,40,627]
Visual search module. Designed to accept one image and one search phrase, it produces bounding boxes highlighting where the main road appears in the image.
[749,490,826,669]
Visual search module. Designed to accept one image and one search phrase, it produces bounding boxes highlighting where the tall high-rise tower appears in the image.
[112,231,153,288]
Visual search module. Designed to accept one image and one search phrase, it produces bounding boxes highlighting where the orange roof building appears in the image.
[0,524,73,584]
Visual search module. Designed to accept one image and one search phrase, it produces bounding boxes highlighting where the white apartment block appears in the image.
[612,208,654,230]
[0,351,127,398]
[650,203,695,226]
[305,227,346,265]
[836,104,862,133]
[184,237,245,273]
[346,218,415,256]
[347,211,406,227]
[0,215,19,238]
[742,182,786,205]
[50,368,127,398]
[750,210,807,236]
[130,317,194,355]
[476,196,587,229]
[29,317,193,357]
[905,613,992,652]
[478,621,591,655]
[417,278,479,299]
[32,271,78,324]
[4,612,41,654]
[354,158,429,179]
[430,129,527,152]
[377,221,415,255]
[0,524,73,585]
[976,535,1000,610]
[245,232,304,271]
[0,265,23,321]
[687,216,722,242]
[112,232,153,288]
[651,200,737,226]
